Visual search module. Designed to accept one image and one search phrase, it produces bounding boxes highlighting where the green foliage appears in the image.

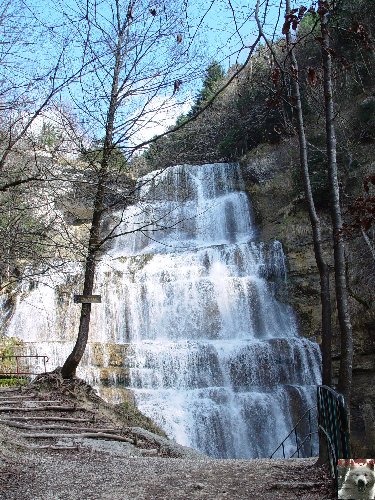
[142,4,375,174]
[0,336,24,374]
[166,62,225,153]
[143,50,286,169]
[0,336,23,356]
[218,127,244,159]
[38,122,63,149]
[188,61,225,117]
[0,376,28,387]
[199,61,225,102]
[142,138,167,167]
[175,114,189,127]
[298,12,320,35]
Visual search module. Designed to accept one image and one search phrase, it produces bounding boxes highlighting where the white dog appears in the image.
[338,461,375,499]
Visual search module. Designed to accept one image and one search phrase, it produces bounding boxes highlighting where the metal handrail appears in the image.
[319,424,338,482]
[270,405,318,459]
[317,385,350,488]
[290,431,319,458]
[0,355,49,376]
[317,385,350,458]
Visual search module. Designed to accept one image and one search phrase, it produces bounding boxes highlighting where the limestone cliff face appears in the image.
[240,139,375,456]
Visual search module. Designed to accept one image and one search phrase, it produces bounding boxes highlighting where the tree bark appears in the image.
[319,3,353,410]
[285,0,332,386]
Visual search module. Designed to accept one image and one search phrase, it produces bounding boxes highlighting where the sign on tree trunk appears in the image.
[73,295,102,304]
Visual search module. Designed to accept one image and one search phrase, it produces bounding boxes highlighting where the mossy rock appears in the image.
[107,343,129,367]
[115,400,166,437]
[90,343,105,367]
[99,367,130,387]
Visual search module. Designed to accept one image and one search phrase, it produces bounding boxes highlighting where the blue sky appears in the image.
[22,0,288,80]
[8,0,298,148]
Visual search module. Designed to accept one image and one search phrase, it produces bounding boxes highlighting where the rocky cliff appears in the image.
[240,139,375,456]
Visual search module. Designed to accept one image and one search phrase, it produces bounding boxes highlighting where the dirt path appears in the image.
[0,384,335,499]
[0,453,335,499]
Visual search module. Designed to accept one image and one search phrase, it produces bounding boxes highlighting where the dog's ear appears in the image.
[367,459,375,470]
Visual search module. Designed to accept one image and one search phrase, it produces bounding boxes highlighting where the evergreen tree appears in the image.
[188,61,225,117]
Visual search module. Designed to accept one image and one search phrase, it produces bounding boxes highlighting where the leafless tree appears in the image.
[283,0,332,387]
[0,1,87,290]
[253,0,354,410]
[318,0,353,411]
[60,0,212,378]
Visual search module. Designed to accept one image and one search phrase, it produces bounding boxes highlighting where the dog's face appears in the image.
[347,463,375,493]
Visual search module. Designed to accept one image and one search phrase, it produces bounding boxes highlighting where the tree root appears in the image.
[21,432,134,443]
[0,405,86,412]
[0,420,122,433]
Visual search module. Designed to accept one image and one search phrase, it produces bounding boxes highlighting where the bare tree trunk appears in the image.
[319,4,353,410]
[60,194,104,379]
[285,0,332,387]
[61,10,127,378]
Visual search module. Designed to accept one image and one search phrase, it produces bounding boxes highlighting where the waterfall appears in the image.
[2,163,321,458]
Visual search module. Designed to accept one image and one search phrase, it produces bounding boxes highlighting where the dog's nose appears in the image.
[357,478,366,491]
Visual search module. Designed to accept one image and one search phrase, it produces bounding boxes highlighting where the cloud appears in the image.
[128,94,193,151]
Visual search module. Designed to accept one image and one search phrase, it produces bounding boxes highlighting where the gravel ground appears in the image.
[0,451,335,499]
[0,381,336,499]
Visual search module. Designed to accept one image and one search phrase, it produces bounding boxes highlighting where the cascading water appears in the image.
[3,163,321,458]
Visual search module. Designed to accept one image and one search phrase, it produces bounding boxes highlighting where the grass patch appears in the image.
[0,376,29,387]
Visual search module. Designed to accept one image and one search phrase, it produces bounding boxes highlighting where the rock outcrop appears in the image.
[241,138,375,456]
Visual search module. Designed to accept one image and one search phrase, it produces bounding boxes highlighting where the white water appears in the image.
[3,163,321,458]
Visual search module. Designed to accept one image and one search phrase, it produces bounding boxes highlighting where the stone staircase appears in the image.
[0,384,191,458]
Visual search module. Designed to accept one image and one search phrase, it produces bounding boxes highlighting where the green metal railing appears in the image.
[270,385,350,487]
[317,385,350,486]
